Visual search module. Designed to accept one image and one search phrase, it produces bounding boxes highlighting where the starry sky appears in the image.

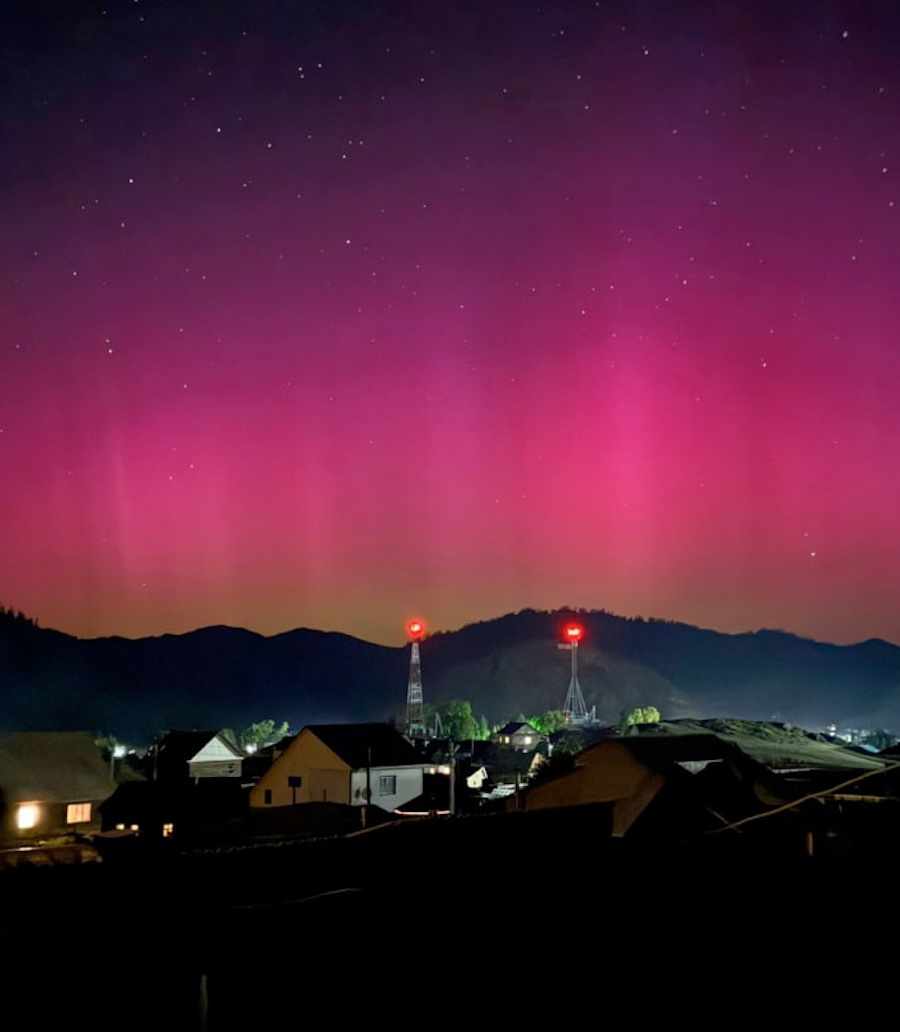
[3,0,900,648]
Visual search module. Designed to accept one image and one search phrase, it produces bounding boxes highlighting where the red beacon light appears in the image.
[407,619,426,641]
[562,623,583,645]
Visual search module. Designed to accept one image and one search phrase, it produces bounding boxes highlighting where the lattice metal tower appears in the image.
[558,622,592,724]
[405,618,426,738]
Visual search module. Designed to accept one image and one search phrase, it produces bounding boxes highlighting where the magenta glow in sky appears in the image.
[3,1,900,646]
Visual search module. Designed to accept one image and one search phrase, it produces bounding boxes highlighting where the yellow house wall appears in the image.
[523,768,587,811]
[305,768,351,804]
[249,729,351,808]
[578,742,653,802]
[523,741,664,834]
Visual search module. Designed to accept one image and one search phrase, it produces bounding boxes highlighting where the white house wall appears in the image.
[350,766,424,811]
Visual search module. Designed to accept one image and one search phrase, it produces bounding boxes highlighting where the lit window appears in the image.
[67,802,92,824]
[162,823,174,838]
[379,775,397,796]
[17,804,39,830]
[524,736,532,745]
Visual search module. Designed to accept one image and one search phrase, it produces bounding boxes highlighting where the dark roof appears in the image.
[494,722,538,737]
[154,730,222,765]
[150,729,242,781]
[613,733,752,768]
[0,731,113,803]
[306,723,424,769]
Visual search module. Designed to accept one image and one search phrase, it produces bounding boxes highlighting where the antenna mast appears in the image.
[405,618,427,738]
[558,622,594,724]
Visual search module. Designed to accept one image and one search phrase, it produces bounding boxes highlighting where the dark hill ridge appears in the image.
[1,606,899,744]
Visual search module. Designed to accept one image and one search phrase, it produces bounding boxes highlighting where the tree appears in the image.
[552,730,586,755]
[442,700,479,741]
[524,709,569,735]
[240,719,290,751]
[529,749,576,786]
[620,706,661,730]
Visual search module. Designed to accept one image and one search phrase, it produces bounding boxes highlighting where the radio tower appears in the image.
[558,622,593,725]
[405,618,427,739]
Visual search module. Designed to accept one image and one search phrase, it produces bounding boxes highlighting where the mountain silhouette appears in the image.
[1,606,899,745]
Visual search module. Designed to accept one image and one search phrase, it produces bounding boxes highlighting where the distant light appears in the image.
[407,619,426,641]
[563,623,584,644]
[16,804,39,830]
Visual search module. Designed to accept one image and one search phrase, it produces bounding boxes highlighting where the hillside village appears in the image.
[3,712,900,1022]
[2,714,896,856]
[4,607,900,1022]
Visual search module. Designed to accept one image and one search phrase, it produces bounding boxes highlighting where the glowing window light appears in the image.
[66,802,91,824]
[16,804,40,830]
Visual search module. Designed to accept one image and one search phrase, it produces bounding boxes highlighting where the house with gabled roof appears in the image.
[516,732,773,838]
[0,731,114,845]
[187,732,245,780]
[149,729,246,782]
[249,723,435,814]
[492,721,544,751]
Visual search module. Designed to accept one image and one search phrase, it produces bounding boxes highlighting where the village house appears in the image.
[0,731,113,847]
[492,721,543,751]
[516,732,773,838]
[100,730,248,842]
[148,729,245,782]
[249,722,440,814]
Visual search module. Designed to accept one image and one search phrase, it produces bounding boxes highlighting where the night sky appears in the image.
[3,1,900,647]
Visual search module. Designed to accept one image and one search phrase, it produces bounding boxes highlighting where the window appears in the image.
[264,789,272,805]
[67,802,92,824]
[379,774,397,796]
[16,804,39,830]
[162,823,174,838]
